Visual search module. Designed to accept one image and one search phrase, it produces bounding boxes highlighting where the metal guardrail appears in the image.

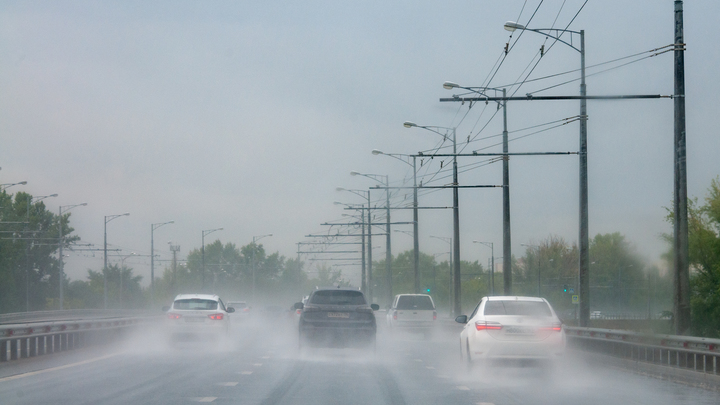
[565,326,720,376]
[0,316,158,362]
[0,309,154,325]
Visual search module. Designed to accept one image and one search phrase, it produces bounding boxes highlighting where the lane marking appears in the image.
[252,363,263,367]
[240,371,253,375]
[0,353,120,383]
[477,403,495,405]
[425,366,435,370]
[190,397,217,402]
[413,359,423,362]
[456,385,470,390]
[217,382,238,386]
[261,356,270,359]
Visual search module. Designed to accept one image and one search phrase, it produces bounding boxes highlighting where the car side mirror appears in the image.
[162,306,170,312]
[226,307,235,313]
[370,304,380,311]
[293,302,304,310]
[455,315,468,324]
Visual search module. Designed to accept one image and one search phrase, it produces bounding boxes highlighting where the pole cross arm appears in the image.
[440,94,669,102]
[417,152,577,157]
[371,185,502,189]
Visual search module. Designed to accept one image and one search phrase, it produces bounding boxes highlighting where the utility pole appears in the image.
[170,244,180,299]
[673,0,690,335]
[501,88,512,296]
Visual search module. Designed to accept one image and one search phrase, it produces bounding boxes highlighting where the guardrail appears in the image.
[565,326,720,376]
[0,316,157,362]
[0,309,153,325]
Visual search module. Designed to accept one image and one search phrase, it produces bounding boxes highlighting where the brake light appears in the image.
[167,313,182,320]
[243,308,250,312]
[295,309,302,315]
[475,321,502,331]
[208,313,224,320]
[393,312,397,320]
[433,311,437,320]
[540,323,563,332]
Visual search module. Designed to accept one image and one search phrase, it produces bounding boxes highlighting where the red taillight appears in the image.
[475,321,502,331]
[243,308,250,312]
[295,309,302,315]
[208,313,224,320]
[540,323,563,332]
[167,313,182,320]
[393,312,397,320]
[433,311,437,320]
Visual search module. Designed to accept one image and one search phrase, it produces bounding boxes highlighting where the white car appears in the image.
[164,293,234,341]
[456,296,565,364]
[386,294,437,337]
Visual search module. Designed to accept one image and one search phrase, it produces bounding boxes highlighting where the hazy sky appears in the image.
[2,1,719,286]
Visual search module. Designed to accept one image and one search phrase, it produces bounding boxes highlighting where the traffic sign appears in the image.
[571,295,579,304]
[568,288,575,294]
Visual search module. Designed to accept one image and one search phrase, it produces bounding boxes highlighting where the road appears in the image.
[0,319,717,405]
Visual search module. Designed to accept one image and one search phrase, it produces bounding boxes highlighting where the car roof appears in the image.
[173,293,220,301]
[396,294,432,297]
[313,287,362,292]
[485,296,545,302]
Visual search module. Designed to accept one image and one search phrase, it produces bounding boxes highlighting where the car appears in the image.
[296,287,380,349]
[163,293,235,341]
[456,296,566,365]
[226,300,251,321]
[386,294,437,338]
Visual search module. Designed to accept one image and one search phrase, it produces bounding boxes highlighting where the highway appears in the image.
[0,320,717,405]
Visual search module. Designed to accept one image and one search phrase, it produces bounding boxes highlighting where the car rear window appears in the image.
[483,300,552,317]
[310,290,366,305]
[173,299,218,310]
[396,296,434,310]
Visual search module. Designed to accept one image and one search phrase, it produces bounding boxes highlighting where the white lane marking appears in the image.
[425,366,435,370]
[252,363,263,367]
[191,397,217,402]
[0,353,120,383]
[261,356,270,359]
[477,402,495,405]
[217,382,238,386]
[456,385,470,390]
[240,371,253,375]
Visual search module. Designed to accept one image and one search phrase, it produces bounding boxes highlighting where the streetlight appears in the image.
[504,20,589,326]
[25,193,58,311]
[430,235,453,314]
[337,188,373,300]
[118,252,136,309]
[473,241,494,296]
[201,228,223,290]
[442,82,511,296]
[1,180,27,191]
[58,202,87,309]
[372,149,421,294]
[251,234,272,304]
[151,220,174,308]
[104,212,129,309]
[336,200,368,294]
[351,171,393,306]
[406,122,461,315]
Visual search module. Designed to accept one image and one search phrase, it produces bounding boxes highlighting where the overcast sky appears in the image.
[2,1,719,287]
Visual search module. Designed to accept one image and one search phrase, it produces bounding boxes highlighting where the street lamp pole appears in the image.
[337,188,373,300]
[0,180,27,191]
[201,228,223,291]
[104,212,129,309]
[58,202,87,309]
[504,21,588,325]
[252,234,272,304]
[405,123,461,315]
[151,221,174,308]
[473,241,494,295]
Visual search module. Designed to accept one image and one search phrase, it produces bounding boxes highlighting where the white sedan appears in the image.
[163,293,235,341]
[456,296,565,364]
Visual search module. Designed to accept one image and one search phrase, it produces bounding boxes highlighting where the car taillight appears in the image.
[243,308,250,312]
[167,313,182,320]
[208,313,224,320]
[475,321,502,331]
[295,309,302,315]
[393,312,397,320]
[433,311,437,320]
[540,323,563,332]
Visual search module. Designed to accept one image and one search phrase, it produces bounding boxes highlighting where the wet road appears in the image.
[0,321,717,405]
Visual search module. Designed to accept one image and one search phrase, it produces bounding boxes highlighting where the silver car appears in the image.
[164,293,235,341]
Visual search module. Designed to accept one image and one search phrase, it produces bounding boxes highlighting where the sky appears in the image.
[1,0,719,287]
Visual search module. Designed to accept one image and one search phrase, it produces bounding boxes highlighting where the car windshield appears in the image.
[483,300,552,317]
[173,299,218,310]
[310,290,366,305]
[396,296,434,310]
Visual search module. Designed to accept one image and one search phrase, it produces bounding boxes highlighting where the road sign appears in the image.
[568,288,575,294]
[572,295,579,304]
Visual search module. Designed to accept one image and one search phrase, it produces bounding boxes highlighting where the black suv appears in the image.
[295,288,379,349]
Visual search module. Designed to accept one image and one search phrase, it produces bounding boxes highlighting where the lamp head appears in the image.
[123,212,130,216]
[403,121,417,128]
[371,149,383,155]
[504,21,525,32]
[19,181,28,185]
[443,81,459,90]
[49,194,58,198]
[336,187,346,192]
[80,203,88,206]
[349,171,360,176]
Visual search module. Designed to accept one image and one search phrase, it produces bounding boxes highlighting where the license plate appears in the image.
[506,326,534,334]
[327,312,350,318]
[185,317,205,323]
